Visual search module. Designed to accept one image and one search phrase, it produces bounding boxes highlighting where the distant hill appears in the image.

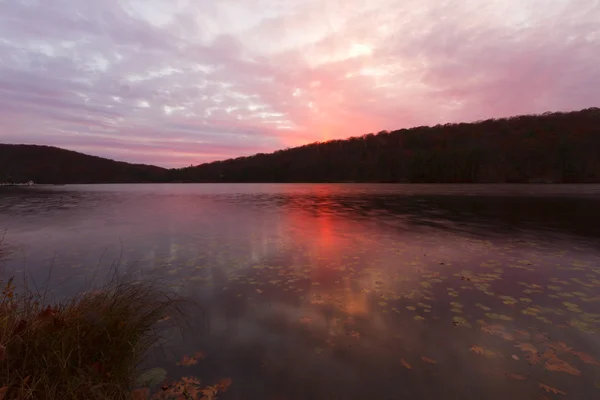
[3,108,600,184]
[0,144,168,184]
[173,108,600,183]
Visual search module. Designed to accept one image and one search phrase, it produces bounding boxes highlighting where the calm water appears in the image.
[1,184,600,399]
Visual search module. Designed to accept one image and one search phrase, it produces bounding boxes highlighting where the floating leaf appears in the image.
[539,382,566,395]
[519,298,532,303]
[522,306,542,316]
[572,351,600,365]
[485,313,513,321]
[401,359,412,370]
[200,378,232,400]
[406,306,416,311]
[516,343,537,354]
[414,315,425,321]
[481,324,514,340]
[544,351,581,376]
[421,356,437,364]
[177,352,205,367]
[452,316,471,327]
[470,345,495,357]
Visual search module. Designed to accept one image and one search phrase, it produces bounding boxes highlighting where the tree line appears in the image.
[1,107,599,184]
[172,108,600,183]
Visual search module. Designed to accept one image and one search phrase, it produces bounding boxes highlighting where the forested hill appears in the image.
[173,108,600,183]
[2,108,600,184]
[0,144,168,184]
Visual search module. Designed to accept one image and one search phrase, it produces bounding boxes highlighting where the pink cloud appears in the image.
[0,0,598,167]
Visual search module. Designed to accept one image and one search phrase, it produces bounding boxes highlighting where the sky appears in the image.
[1,0,599,167]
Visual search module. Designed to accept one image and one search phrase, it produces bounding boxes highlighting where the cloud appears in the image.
[0,0,598,167]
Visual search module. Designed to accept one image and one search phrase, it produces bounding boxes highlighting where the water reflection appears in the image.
[1,184,600,399]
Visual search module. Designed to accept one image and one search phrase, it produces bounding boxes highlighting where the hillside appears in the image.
[0,144,168,184]
[173,108,600,183]
[2,108,600,184]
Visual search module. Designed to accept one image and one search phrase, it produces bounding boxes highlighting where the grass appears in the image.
[0,272,187,400]
[0,236,232,400]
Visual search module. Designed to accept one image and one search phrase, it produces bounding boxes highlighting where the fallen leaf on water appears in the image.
[485,313,513,321]
[201,378,232,400]
[544,351,581,376]
[512,354,520,360]
[481,324,514,340]
[421,356,437,364]
[401,359,412,370]
[470,345,495,357]
[539,382,566,395]
[216,378,233,392]
[350,331,360,340]
[452,316,471,327]
[573,351,600,365]
[414,315,425,321]
[177,352,205,367]
[256,289,263,294]
[299,316,313,324]
[516,343,537,354]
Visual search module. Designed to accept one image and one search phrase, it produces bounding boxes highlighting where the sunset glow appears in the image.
[1,0,598,167]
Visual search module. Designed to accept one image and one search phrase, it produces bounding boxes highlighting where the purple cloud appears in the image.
[0,0,598,167]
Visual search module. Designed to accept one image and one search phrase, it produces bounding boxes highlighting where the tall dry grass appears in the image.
[0,274,186,399]
[0,261,185,399]
[0,237,231,400]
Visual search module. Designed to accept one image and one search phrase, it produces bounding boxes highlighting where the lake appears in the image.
[1,184,600,399]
